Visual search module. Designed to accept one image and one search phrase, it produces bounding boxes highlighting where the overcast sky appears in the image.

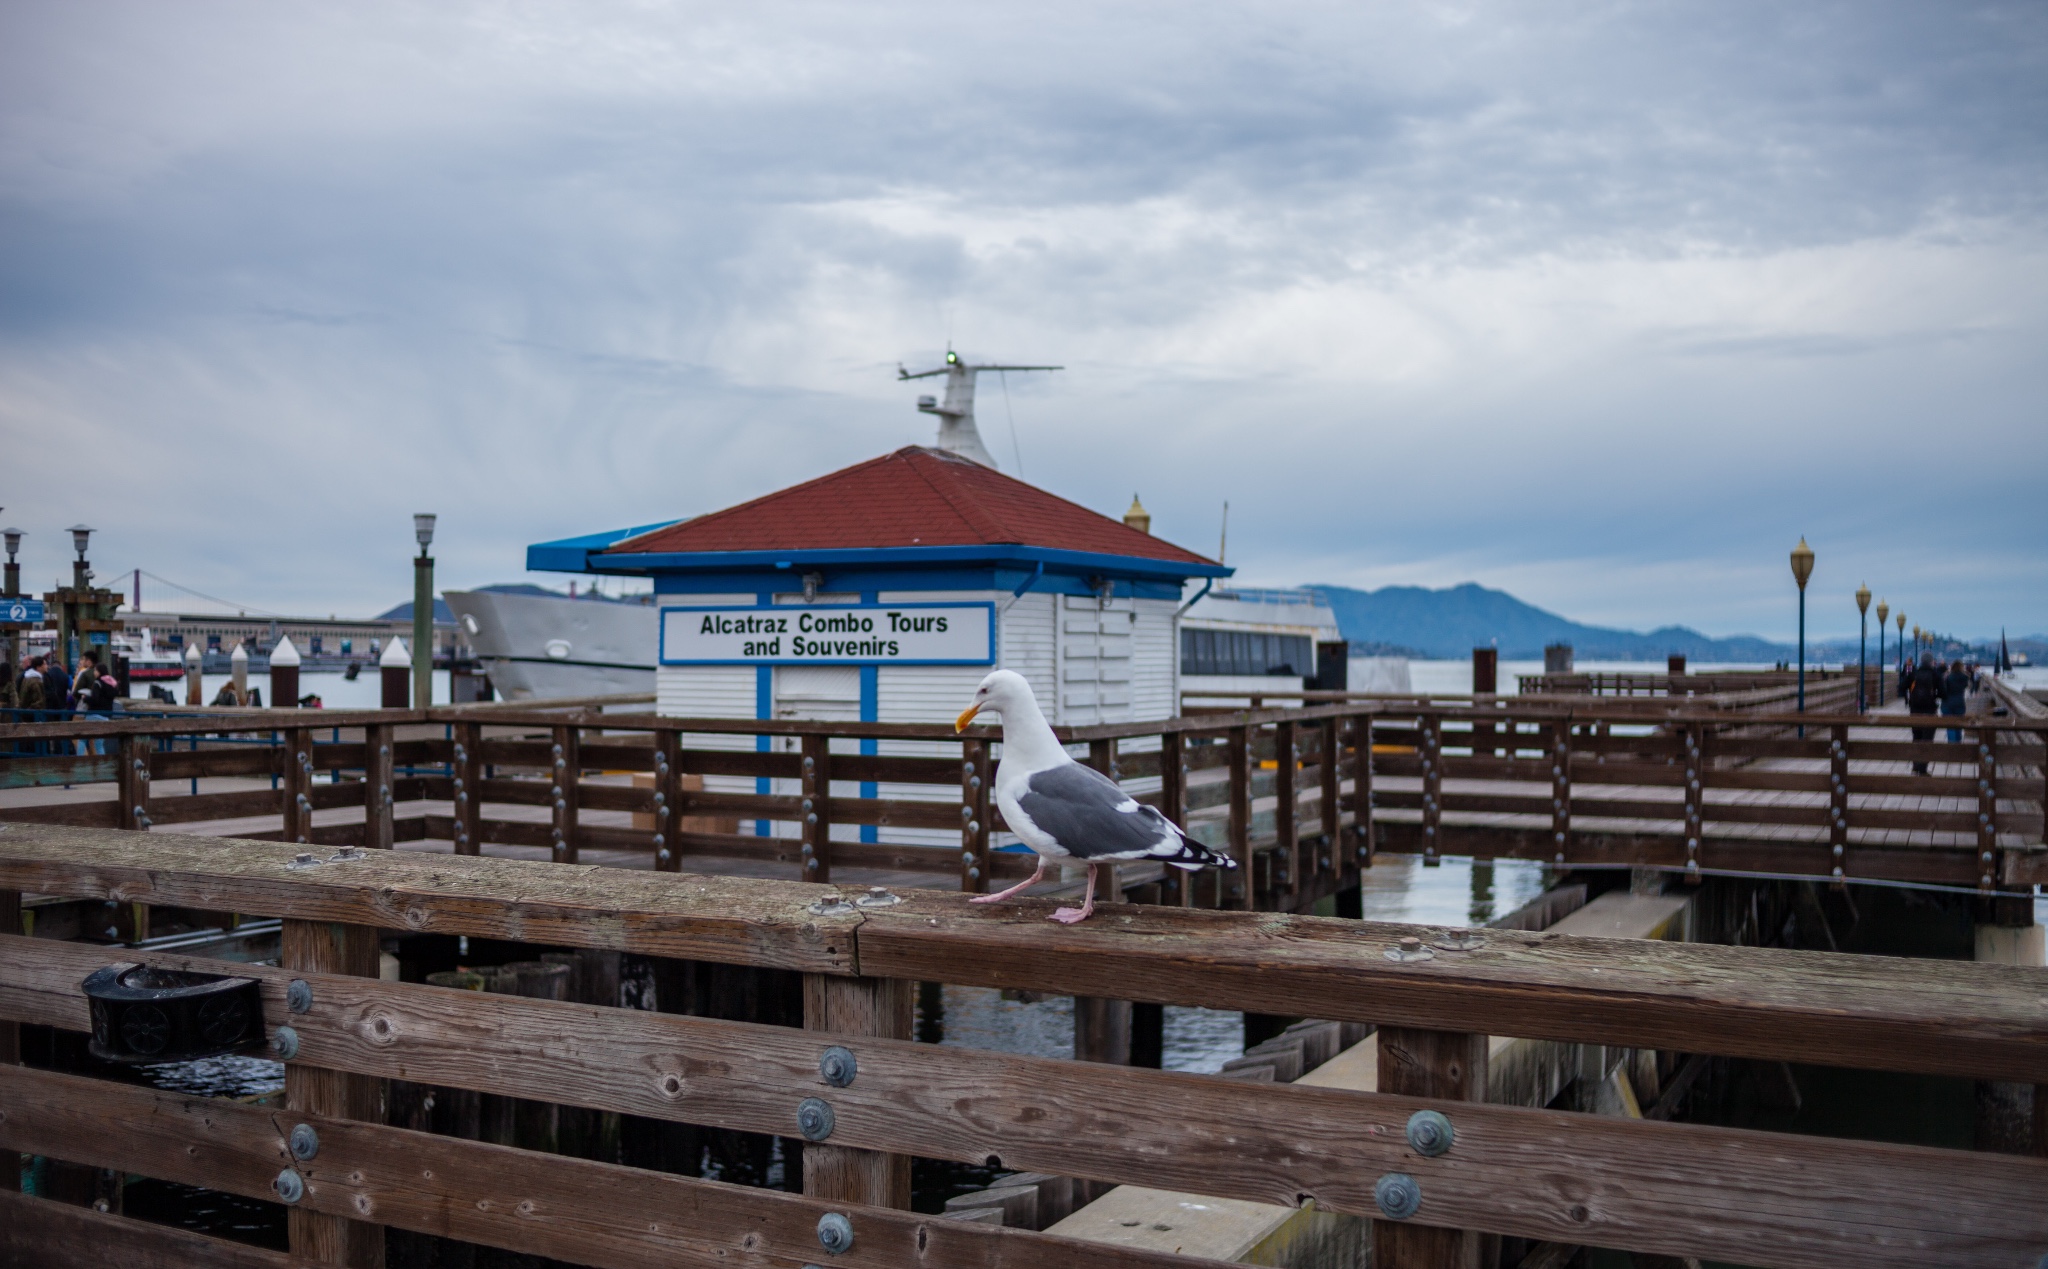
[3,1,2043,641]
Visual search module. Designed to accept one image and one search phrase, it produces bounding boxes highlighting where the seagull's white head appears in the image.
[956,668,1034,732]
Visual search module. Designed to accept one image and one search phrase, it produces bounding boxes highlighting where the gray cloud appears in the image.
[1,0,2044,641]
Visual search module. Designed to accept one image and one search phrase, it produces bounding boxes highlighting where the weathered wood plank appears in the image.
[851,892,2048,1082]
[0,1065,1229,1269]
[0,1190,315,1268]
[3,936,2046,1269]
[2,826,2045,1080]
[0,825,858,974]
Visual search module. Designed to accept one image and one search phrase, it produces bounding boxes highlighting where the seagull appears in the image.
[955,669,1237,924]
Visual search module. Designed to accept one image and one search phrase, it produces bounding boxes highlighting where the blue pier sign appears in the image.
[2,599,45,625]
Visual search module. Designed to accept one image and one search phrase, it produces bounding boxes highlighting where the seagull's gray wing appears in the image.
[1013,762,1234,869]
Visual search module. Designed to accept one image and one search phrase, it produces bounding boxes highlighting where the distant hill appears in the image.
[1309,582,1796,662]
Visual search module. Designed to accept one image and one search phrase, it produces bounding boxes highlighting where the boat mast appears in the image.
[898,348,1061,469]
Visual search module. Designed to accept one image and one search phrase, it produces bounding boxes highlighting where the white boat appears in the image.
[443,586,657,700]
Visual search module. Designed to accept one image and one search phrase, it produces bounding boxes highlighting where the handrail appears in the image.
[0,827,2040,1081]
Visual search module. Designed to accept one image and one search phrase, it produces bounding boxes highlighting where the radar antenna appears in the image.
[897,346,1061,469]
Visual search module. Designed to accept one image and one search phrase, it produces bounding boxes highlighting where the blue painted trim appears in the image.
[524,519,688,572]
[1011,560,1045,598]
[755,591,772,837]
[548,541,1231,581]
[659,601,996,667]
[860,592,879,844]
[651,567,1181,601]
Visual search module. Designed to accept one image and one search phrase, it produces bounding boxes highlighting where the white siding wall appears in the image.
[997,591,1057,708]
[1131,597,1180,721]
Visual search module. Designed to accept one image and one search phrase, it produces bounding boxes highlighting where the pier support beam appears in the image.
[1375,1027,1489,1269]
[283,918,385,1266]
[1974,896,2044,1155]
[803,974,911,1208]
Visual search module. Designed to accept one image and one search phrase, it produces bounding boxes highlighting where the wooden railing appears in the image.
[0,825,2044,1269]
[2,694,2043,903]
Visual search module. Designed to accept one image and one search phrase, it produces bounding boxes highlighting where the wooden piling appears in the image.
[0,886,13,1195]
[551,725,579,864]
[803,732,832,883]
[1375,1027,1489,1269]
[1226,725,1251,907]
[960,736,991,893]
[801,974,912,1208]
[363,723,394,850]
[1471,648,1496,757]
[283,918,385,1267]
[453,721,481,856]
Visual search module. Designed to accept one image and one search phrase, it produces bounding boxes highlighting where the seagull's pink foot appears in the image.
[1050,903,1093,925]
[967,893,1007,905]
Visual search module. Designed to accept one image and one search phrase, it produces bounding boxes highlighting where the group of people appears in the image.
[1,647,123,716]
[1900,651,1983,774]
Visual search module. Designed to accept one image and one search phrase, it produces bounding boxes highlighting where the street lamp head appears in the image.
[1896,612,1906,633]
[1,528,20,560]
[1875,598,1888,625]
[413,513,437,553]
[1855,583,1870,615]
[1788,538,1814,591]
[68,525,93,558]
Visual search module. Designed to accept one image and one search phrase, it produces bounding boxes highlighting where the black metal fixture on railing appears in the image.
[82,962,266,1063]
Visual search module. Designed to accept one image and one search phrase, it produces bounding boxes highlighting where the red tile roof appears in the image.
[604,447,1217,567]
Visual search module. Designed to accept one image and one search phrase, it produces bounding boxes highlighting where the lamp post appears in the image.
[1874,599,1888,705]
[1895,611,1906,677]
[1789,538,1814,737]
[413,514,436,710]
[1855,583,1871,713]
[1,526,20,681]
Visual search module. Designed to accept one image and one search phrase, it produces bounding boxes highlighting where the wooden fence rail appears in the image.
[4,697,2044,903]
[0,827,2044,1269]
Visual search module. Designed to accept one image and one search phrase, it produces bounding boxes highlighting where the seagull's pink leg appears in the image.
[968,854,1051,904]
[1051,863,1098,924]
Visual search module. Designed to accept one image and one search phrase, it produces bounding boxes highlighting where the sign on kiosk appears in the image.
[660,602,994,666]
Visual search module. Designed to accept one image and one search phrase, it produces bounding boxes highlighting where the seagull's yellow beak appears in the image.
[955,703,982,733]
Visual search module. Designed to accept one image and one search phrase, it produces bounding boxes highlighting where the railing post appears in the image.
[1273,719,1298,904]
[1681,722,1702,883]
[0,884,15,1194]
[1318,717,1341,888]
[1976,727,1999,894]
[1158,729,1190,906]
[551,724,579,864]
[1227,725,1251,908]
[1421,714,1442,866]
[1553,719,1574,872]
[655,728,683,872]
[959,736,991,893]
[802,732,833,883]
[802,974,911,1209]
[1375,1026,1488,1269]
[284,918,385,1266]
[364,723,394,851]
[1353,712,1375,872]
[283,727,313,846]
[1829,724,1849,886]
[118,733,151,833]
[453,720,481,856]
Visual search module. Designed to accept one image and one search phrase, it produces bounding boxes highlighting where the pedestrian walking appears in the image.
[1904,652,1943,775]
[1941,659,1970,744]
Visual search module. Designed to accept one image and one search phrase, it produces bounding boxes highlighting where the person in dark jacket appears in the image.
[1941,660,1971,743]
[1904,652,1943,774]
[41,654,72,715]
